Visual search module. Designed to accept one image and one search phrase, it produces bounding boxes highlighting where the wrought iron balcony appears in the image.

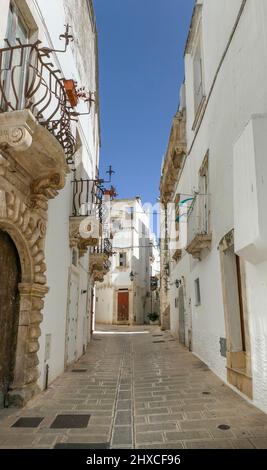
[0,38,81,163]
[186,195,212,260]
[91,238,113,257]
[71,178,103,222]
[150,276,158,291]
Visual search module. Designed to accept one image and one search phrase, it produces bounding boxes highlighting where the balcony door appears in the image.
[2,3,29,110]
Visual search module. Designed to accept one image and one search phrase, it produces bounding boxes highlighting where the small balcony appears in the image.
[89,238,113,281]
[150,276,158,291]
[186,195,212,260]
[0,39,79,191]
[70,179,104,256]
[172,248,182,262]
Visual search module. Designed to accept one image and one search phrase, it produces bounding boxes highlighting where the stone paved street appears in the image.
[0,326,267,449]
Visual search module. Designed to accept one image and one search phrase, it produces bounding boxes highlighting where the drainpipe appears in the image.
[45,364,49,390]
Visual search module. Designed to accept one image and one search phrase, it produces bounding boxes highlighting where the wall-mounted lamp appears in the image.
[175,279,181,288]
[129,271,138,282]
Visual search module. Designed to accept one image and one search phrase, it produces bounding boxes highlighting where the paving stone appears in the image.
[136,443,184,449]
[117,400,132,410]
[136,432,164,444]
[249,438,267,449]
[149,413,184,423]
[112,426,132,446]
[136,407,169,416]
[136,422,178,433]
[118,391,132,400]
[115,410,132,425]
[1,325,267,449]
[165,430,210,441]
[185,440,234,449]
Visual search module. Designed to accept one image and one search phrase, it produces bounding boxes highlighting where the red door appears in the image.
[117,291,129,322]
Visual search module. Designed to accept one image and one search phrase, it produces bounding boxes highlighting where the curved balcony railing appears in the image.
[71,178,104,223]
[90,238,113,257]
[0,39,76,162]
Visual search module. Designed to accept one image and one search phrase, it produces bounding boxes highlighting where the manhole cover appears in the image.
[54,443,109,449]
[218,424,231,430]
[50,414,90,429]
[12,417,44,428]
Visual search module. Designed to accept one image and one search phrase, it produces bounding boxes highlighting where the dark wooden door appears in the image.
[117,291,129,322]
[0,231,21,408]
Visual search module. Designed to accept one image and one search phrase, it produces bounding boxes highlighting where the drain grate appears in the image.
[218,424,231,431]
[50,414,90,429]
[153,340,165,343]
[71,369,87,373]
[152,335,163,337]
[54,443,109,449]
[202,391,211,395]
[12,417,44,428]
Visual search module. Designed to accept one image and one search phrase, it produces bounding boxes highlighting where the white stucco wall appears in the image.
[0,0,102,388]
[39,180,71,387]
[95,199,152,325]
[167,0,267,408]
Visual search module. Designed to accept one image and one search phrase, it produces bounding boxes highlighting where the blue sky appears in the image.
[94,0,195,205]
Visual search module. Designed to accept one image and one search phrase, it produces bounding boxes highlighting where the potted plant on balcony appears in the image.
[148,312,160,325]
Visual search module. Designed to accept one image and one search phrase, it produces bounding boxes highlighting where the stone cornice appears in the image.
[160,110,187,203]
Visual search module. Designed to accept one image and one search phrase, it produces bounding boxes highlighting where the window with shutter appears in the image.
[119,253,127,267]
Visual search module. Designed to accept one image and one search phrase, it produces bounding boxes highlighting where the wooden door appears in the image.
[0,230,21,408]
[117,291,129,322]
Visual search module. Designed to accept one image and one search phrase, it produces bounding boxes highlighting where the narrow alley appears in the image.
[0,326,266,450]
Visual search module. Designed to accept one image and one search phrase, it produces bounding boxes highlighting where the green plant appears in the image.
[148,312,159,322]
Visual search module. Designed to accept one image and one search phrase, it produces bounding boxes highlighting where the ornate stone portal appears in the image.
[0,110,68,406]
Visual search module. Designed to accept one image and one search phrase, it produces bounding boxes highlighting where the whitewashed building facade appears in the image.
[0,0,112,407]
[160,0,267,413]
[95,198,159,326]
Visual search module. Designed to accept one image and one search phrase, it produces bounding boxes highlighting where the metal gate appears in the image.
[0,230,21,408]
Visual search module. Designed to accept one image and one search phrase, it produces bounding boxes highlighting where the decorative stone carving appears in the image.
[160,110,187,203]
[0,110,69,183]
[0,119,32,152]
[69,216,99,257]
[0,108,70,406]
[89,252,111,282]
[31,173,65,200]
